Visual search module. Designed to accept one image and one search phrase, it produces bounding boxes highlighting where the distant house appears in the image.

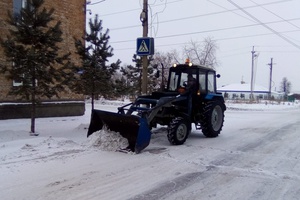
[287,93,300,102]
[0,0,87,119]
[217,82,283,100]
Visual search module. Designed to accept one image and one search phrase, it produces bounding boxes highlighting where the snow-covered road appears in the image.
[1,102,300,200]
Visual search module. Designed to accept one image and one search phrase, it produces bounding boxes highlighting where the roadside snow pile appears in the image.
[87,128,129,152]
[226,101,300,111]
[1,136,84,165]
[86,98,131,106]
[21,137,83,155]
[37,136,80,149]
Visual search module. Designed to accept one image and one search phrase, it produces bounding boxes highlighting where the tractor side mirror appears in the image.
[216,74,221,78]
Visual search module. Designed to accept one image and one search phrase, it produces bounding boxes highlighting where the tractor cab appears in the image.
[166,62,219,96]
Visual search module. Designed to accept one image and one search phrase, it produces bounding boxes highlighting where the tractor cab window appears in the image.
[199,72,206,92]
[169,71,179,91]
[168,71,197,91]
[207,72,215,93]
[181,72,197,88]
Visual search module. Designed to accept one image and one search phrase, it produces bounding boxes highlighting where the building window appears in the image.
[13,0,27,19]
[13,79,23,86]
[12,62,23,86]
[12,75,37,87]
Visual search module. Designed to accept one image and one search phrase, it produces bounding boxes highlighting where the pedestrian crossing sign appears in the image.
[136,37,154,56]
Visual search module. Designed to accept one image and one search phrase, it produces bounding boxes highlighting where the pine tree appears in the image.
[71,15,119,109]
[114,76,129,100]
[121,54,159,97]
[0,0,71,134]
[147,62,160,93]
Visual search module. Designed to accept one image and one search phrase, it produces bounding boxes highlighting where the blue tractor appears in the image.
[87,61,226,153]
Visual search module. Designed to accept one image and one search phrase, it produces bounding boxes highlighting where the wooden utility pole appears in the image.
[250,46,255,102]
[141,0,148,94]
[268,58,273,100]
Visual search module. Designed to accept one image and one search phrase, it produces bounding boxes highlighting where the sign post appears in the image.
[140,0,150,95]
[136,37,154,95]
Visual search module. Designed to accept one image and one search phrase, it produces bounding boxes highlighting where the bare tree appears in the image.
[151,51,178,90]
[280,77,291,100]
[182,37,218,69]
[168,49,182,64]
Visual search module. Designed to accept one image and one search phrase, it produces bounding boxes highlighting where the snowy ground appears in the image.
[1,100,300,200]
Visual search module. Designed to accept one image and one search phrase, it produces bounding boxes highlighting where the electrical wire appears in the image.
[107,0,295,31]
[89,0,106,5]
[227,0,300,50]
[207,0,256,23]
[249,0,300,44]
[249,0,300,33]
[109,19,300,44]
[149,0,168,37]
[92,0,300,53]
[155,18,300,39]
[216,29,300,41]
[113,29,300,51]
[94,0,183,17]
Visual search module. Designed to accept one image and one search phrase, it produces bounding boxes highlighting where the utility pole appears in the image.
[250,46,255,102]
[141,0,148,94]
[268,58,273,100]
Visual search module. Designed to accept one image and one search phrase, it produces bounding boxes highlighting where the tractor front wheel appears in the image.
[167,117,190,145]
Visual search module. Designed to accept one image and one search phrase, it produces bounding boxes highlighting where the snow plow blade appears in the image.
[87,109,152,153]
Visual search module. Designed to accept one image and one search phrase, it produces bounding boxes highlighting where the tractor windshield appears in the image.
[168,71,197,92]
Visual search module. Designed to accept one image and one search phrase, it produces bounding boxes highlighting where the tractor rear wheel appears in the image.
[167,117,189,145]
[201,101,225,138]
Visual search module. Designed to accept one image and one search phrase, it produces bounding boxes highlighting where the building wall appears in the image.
[0,0,86,102]
[219,91,283,101]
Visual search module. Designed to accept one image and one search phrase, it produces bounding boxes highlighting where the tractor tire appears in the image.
[201,101,225,138]
[167,117,189,145]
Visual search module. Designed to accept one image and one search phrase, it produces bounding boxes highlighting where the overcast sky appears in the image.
[87,0,300,92]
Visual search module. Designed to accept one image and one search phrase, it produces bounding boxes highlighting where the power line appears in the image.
[110,16,300,33]
[108,0,295,31]
[249,0,300,44]
[149,0,292,25]
[113,29,300,51]
[89,0,106,5]
[91,0,183,17]
[155,18,300,39]
[207,0,256,23]
[227,0,300,50]
[249,0,300,30]
[99,0,290,17]
[216,29,300,41]
[110,17,300,44]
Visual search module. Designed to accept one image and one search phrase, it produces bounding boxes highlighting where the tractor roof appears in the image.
[170,64,216,73]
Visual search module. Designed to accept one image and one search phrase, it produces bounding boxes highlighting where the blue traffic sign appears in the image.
[136,37,154,56]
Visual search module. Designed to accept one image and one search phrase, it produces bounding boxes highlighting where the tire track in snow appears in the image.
[1,149,84,166]
[127,116,300,200]
[128,171,208,200]
[210,120,300,168]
